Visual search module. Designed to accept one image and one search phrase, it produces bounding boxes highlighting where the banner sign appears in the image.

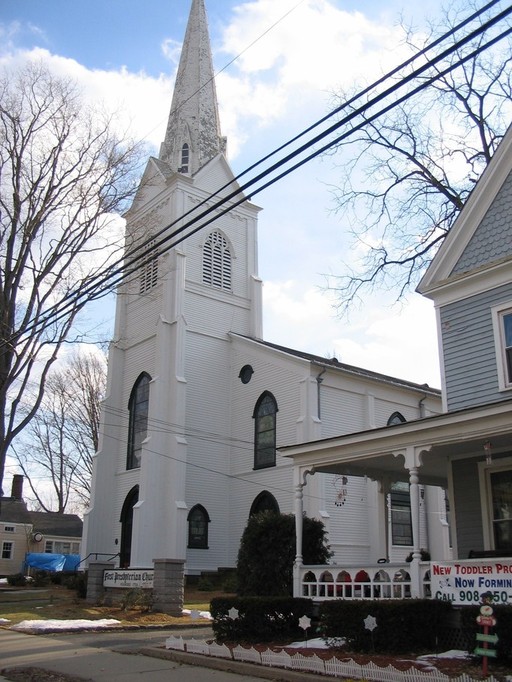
[431,560,512,605]
[103,569,154,589]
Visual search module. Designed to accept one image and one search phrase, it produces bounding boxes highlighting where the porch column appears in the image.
[293,468,315,598]
[409,466,422,597]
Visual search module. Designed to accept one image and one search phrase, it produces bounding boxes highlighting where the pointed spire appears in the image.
[159,0,227,175]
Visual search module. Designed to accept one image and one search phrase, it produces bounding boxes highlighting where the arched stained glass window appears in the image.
[253,392,278,469]
[202,230,232,290]
[127,373,151,470]
[250,491,280,516]
[188,504,210,549]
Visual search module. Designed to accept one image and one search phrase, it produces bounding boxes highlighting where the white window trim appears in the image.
[2,540,14,560]
[478,455,512,550]
[491,301,512,392]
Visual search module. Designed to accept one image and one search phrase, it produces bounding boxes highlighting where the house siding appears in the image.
[452,168,512,274]
[440,283,512,410]
[452,459,484,559]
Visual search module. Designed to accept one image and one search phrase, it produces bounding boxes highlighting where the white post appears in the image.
[409,466,422,597]
[294,481,304,598]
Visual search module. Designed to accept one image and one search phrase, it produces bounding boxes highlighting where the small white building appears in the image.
[83,0,448,580]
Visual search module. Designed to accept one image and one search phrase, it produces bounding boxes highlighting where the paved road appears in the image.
[0,627,269,682]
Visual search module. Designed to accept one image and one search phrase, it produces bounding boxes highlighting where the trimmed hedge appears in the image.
[211,596,315,642]
[319,599,452,654]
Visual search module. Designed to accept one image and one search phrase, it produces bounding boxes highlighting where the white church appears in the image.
[83,0,450,581]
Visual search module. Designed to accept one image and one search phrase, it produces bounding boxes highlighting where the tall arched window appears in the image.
[202,230,232,290]
[250,491,280,516]
[180,143,189,173]
[127,373,151,470]
[253,392,278,469]
[120,486,139,568]
[187,504,210,549]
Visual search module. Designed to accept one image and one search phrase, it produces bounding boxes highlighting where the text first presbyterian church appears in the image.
[83,0,448,586]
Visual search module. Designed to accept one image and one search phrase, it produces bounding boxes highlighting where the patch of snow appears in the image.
[286,637,344,649]
[0,578,7,584]
[182,608,212,620]
[418,650,471,660]
[12,618,121,631]
[0,618,10,623]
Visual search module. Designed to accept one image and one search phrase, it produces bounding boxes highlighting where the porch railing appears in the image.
[298,563,432,600]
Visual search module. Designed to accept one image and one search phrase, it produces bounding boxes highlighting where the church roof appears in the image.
[233,334,441,394]
[159,0,227,175]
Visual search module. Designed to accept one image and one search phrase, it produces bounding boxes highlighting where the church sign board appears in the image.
[431,560,512,605]
[103,569,154,589]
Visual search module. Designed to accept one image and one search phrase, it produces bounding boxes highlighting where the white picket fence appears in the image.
[164,635,504,682]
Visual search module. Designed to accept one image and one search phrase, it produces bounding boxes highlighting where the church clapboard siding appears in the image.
[83,0,446,577]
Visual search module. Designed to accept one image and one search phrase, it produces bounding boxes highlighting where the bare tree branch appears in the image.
[325,2,512,312]
[0,61,145,495]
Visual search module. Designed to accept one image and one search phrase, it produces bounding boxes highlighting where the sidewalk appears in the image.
[0,628,319,682]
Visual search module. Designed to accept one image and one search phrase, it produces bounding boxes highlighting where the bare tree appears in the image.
[13,350,107,512]
[326,3,512,310]
[0,60,144,496]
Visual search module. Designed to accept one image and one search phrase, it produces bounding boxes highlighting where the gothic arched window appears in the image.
[187,504,210,549]
[253,392,278,469]
[127,373,151,470]
[387,411,406,426]
[250,491,280,516]
[202,230,232,290]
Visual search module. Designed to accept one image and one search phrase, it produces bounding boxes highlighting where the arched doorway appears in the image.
[120,486,139,568]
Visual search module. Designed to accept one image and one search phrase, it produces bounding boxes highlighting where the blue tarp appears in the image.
[24,553,80,572]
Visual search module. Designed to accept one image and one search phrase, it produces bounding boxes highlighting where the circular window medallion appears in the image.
[239,364,254,384]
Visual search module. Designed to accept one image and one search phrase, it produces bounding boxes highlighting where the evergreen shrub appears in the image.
[319,599,452,654]
[7,573,27,587]
[236,511,332,596]
[211,596,314,642]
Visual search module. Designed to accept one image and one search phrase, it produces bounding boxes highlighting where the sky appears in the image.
[6,0,492,503]
[3,0,472,492]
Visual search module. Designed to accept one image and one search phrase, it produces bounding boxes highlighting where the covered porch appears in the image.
[280,399,512,601]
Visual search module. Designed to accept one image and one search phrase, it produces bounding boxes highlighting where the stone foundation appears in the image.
[153,558,184,616]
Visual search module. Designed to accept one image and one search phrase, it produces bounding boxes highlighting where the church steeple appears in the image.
[159,0,227,175]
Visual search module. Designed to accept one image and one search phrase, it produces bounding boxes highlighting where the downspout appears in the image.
[316,369,326,420]
[418,384,429,418]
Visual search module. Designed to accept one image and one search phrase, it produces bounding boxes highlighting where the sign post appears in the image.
[474,597,498,677]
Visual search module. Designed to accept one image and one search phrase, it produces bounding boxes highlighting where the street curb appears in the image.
[140,646,330,681]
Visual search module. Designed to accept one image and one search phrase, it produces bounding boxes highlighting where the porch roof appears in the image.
[280,398,512,487]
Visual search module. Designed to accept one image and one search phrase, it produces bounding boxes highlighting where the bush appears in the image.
[211,596,315,642]
[197,577,215,592]
[63,572,87,599]
[120,588,153,612]
[236,512,332,596]
[319,599,452,654]
[7,573,27,587]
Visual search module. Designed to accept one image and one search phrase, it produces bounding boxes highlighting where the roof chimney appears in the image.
[11,474,24,500]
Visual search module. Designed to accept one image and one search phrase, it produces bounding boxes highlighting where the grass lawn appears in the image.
[0,583,226,627]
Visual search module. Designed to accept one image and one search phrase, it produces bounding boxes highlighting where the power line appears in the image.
[3,2,512,347]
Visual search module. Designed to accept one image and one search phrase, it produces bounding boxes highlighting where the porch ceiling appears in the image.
[281,400,512,488]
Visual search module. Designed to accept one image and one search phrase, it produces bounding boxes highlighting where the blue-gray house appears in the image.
[282,123,512,602]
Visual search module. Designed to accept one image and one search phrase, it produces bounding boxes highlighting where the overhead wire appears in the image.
[3,2,512,347]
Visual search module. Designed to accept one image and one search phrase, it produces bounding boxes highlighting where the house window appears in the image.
[180,143,189,173]
[4,526,15,532]
[202,231,232,290]
[491,303,512,390]
[253,392,278,470]
[187,505,210,549]
[490,469,512,551]
[139,240,158,294]
[127,373,151,470]
[390,483,412,546]
[2,541,13,559]
[44,540,79,555]
[387,412,406,426]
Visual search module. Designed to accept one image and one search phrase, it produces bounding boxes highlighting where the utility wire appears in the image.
[4,2,512,346]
